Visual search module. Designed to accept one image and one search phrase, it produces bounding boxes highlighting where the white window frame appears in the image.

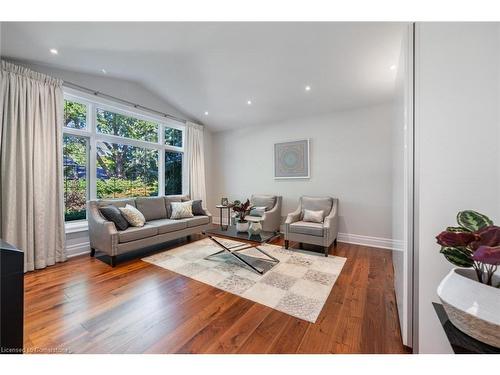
[63,88,186,231]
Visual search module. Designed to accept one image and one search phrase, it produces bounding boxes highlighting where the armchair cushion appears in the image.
[301,196,333,220]
[303,209,324,223]
[251,195,276,211]
[289,221,324,237]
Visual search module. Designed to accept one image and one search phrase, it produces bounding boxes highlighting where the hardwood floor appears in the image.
[23,233,411,354]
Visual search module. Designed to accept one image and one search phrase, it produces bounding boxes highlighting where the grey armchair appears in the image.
[232,194,282,233]
[284,196,338,257]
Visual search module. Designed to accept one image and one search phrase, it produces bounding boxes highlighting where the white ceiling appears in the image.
[1,22,405,131]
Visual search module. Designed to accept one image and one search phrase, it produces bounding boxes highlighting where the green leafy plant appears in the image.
[232,199,252,223]
[436,210,500,286]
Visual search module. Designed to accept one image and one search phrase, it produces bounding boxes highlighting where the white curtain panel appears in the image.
[185,122,207,206]
[0,60,66,272]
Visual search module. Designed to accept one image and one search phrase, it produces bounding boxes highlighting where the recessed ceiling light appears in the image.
[204,111,209,116]
[390,65,397,71]
[50,48,58,55]
[247,100,252,105]
[305,85,311,91]
[101,69,107,74]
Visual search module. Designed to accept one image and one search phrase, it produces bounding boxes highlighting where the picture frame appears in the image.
[274,139,310,179]
[221,197,229,206]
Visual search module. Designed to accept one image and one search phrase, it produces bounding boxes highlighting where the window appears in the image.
[165,127,182,147]
[96,141,158,199]
[62,94,185,223]
[64,100,87,130]
[165,151,183,195]
[97,108,158,143]
[63,134,89,221]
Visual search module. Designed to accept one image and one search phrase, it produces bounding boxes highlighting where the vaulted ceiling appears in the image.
[1,22,405,131]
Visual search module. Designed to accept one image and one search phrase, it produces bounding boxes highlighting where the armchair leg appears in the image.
[90,248,96,257]
[324,246,329,257]
[284,240,289,249]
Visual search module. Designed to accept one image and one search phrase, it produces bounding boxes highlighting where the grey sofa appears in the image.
[231,194,282,233]
[284,196,338,256]
[88,195,212,266]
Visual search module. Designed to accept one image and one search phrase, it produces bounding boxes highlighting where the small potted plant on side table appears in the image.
[233,199,252,232]
[435,210,500,348]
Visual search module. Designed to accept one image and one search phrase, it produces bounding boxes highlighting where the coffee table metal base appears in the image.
[204,235,279,275]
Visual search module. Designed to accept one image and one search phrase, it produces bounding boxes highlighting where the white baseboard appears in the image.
[66,241,91,258]
[337,233,404,251]
[212,218,403,251]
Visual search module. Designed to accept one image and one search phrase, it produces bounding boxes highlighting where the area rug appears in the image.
[142,238,346,323]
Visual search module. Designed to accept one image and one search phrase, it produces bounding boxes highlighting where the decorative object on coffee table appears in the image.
[274,139,310,179]
[233,199,252,233]
[435,210,500,348]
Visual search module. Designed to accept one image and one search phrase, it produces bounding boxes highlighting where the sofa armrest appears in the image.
[261,196,282,232]
[284,204,302,235]
[323,199,339,244]
[87,201,119,256]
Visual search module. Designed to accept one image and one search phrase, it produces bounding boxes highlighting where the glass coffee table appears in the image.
[203,226,281,275]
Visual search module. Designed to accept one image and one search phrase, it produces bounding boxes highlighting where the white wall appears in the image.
[414,22,500,353]
[209,103,395,245]
[391,25,413,347]
[3,60,192,122]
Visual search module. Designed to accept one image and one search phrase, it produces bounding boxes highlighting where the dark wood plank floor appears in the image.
[23,233,411,354]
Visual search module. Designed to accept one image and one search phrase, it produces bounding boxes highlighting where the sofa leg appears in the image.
[299,242,303,249]
[334,238,338,247]
[324,246,329,257]
[284,240,289,249]
[90,248,96,257]
[110,256,116,267]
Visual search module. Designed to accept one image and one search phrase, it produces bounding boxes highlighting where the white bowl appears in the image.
[437,268,500,348]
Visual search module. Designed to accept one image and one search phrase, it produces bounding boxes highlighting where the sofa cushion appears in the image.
[148,218,187,234]
[251,195,276,211]
[289,221,324,237]
[135,196,168,221]
[301,196,333,220]
[96,198,136,208]
[182,216,210,228]
[99,205,129,231]
[118,224,158,243]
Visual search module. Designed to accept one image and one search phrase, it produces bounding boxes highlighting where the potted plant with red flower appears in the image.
[232,199,252,232]
[435,210,500,348]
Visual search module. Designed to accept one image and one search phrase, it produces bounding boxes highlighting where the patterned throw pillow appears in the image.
[170,201,194,219]
[303,209,324,223]
[119,204,146,227]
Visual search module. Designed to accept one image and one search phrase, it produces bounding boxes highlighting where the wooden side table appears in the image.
[215,204,234,230]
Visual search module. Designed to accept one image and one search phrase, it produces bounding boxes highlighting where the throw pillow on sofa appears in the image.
[119,204,146,227]
[191,200,205,216]
[170,201,194,219]
[99,205,129,231]
[303,209,324,223]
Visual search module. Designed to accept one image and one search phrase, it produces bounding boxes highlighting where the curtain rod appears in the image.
[63,81,188,124]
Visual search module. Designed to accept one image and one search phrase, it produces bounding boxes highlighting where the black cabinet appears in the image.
[0,240,24,354]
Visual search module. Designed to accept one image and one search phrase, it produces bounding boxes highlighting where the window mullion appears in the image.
[89,103,97,200]
[159,126,165,196]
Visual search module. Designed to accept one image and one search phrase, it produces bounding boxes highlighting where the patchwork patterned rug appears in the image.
[142,238,346,323]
